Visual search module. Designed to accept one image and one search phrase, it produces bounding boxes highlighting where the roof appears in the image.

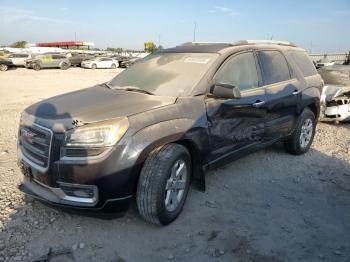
[161,43,234,53]
[160,40,298,54]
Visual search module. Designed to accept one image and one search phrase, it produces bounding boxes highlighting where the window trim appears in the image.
[211,50,262,94]
[255,49,293,86]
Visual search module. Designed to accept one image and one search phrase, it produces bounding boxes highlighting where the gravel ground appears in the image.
[0,68,349,262]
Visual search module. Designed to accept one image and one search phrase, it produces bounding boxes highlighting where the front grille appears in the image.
[19,124,52,169]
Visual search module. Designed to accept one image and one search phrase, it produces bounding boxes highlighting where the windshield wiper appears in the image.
[115,87,154,95]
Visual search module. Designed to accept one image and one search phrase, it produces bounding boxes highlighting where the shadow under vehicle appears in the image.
[18,40,323,225]
[25,54,71,71]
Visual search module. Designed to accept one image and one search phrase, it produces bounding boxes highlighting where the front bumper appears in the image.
[322,104,350,122]
[19,177,132,216]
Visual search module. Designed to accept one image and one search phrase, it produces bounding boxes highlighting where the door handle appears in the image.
[292,90,301,95]
[252,100,265,107]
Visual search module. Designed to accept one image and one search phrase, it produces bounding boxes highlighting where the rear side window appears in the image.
[289,51,317,77]
[257,51,291,85]
[214,52,259,91]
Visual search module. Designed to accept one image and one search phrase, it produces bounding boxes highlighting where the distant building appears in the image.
[29,41,95,49]
[309,53,348,64]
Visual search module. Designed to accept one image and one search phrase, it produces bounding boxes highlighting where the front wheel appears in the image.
[284,108,316,155]
[60,62,69,70]
[91,64,97,70]
[136,144,191,225]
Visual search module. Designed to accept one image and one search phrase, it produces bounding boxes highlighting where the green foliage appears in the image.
[144,42,163,53]
[106,47,124,53]
[10,41,27,48]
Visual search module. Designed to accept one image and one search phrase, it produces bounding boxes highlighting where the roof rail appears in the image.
[234,40,296,47]
[180,42,232,46]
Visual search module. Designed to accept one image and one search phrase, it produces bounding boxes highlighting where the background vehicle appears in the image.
[81,57,119,69]
[18,41,323,225]
[316,59,335,69]
[7,53,30,67]
[26,54,71,70]
[68,53,94,67]
[0,59,15,71]
[119,57,142,68]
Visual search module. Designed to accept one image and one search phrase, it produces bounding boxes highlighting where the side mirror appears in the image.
[210,83,241,99]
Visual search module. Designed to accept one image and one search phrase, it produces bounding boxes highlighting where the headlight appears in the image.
[64,117,129,148]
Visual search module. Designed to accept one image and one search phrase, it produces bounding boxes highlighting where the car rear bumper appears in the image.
[19,177,132,217]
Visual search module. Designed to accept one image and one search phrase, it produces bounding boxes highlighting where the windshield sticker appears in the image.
[184,57,210,64]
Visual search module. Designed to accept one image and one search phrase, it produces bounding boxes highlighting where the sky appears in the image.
[0,0,349,53]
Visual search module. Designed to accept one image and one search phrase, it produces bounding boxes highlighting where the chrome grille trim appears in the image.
[18,123,53,173]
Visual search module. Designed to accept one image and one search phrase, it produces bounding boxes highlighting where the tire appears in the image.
[60,62,69,70]
[33,64,41,71]
[91,64,97,70]
[111,63,117,69]
[284,108,316,155]
[136,144,191,225]
[0,64,8,71]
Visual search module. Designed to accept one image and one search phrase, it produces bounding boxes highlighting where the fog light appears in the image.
[59,183,96,199]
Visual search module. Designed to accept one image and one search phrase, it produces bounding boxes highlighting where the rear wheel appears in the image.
[33,64,41,71]
[91,64,97,70]
[111,63,117,69]
[284,108,316,155]
[0,64,8,71]
[136,144,191,225]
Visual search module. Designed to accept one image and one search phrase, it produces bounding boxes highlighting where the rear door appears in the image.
[206,51,267,162]
[256,50,301,141]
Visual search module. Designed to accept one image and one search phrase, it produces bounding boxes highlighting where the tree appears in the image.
[10,41,27,48]
[144,42,163,53]
[106,47,124,53]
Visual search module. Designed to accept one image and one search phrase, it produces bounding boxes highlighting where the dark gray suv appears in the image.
[18,40,323,225]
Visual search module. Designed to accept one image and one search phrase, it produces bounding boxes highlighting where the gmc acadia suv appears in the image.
[18,40,323,225]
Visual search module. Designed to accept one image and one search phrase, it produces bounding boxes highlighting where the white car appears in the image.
[7,53,31,67]
[81,57,119,69]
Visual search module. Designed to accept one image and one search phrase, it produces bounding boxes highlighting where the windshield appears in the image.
[108,52,217,97]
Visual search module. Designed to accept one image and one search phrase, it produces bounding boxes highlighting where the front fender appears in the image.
[123,118,209,192]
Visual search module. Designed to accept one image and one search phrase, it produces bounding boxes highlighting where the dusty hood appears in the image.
[24,85,176,131]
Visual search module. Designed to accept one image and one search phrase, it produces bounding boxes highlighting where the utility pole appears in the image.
[74,32,77,41]
[158,34,161,47]
[193,22,197,42]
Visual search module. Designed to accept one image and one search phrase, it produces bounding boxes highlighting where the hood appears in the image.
[24,85,176,131]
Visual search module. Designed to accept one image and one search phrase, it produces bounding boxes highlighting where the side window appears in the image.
[257,51,290,85]
[289,51,317,77]
[52,55,65,60]
[214,52,259,91]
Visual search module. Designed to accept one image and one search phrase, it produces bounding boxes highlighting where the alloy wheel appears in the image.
[300,118,313,148]
[164,159,188,212]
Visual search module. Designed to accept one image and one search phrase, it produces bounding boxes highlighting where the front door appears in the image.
[206,51,267,163]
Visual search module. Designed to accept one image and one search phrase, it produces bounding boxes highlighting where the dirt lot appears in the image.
[0,68,349,262]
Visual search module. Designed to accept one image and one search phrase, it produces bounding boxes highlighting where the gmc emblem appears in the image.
[21,129,36,143]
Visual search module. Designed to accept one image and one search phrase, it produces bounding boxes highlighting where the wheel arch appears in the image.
[128,119,208,194]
